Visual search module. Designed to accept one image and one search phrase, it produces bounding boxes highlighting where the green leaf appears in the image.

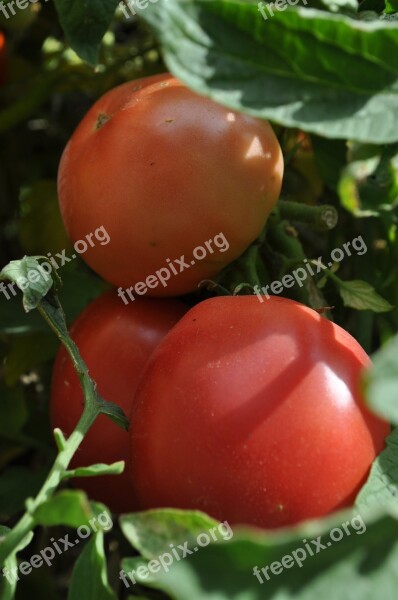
[0,257,55,312]
[142,0,398,142]
[121,507,398,600]
[68,531,117,600]
[120,509,234,595]
[120,509,220,559]
[385,0,398,13]
[33,490,97,528]
[0,528,33,600]
[65,461,125,479]
[338,146,398,216]
[339,158,381,216]
[97,397,130,431]
[121,557,161,592]
[53,0,120,65]
[0,559,16,600]
[336,279,393,312]
[365,333,398,423]
[33,491,114,536]
[356,428,398,511]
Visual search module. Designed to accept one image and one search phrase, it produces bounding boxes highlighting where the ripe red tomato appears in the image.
[130,295,390,528]
[51,290,187,512]
[58,73,283,295]
[0,32,6,86]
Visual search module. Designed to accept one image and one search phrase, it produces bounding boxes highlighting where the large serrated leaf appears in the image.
[337,279,393,312]
[124,506,398,600]
[141,0,398,142]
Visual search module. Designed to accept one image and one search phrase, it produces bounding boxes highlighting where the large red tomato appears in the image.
[51,290,186,512]
[130,295,389,528]
[58,73,283,295]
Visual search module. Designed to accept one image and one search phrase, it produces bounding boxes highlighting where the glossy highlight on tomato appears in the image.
[58,72,284,295]
[130,295,390,528]
[51,289,187,512]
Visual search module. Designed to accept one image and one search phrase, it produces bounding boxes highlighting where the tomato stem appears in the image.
[0,292,128,565]
[278,200,338,230]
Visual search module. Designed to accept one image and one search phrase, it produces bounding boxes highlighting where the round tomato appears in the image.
[51,290,187,512]
[130,295,389,528]
[58,73,283,296]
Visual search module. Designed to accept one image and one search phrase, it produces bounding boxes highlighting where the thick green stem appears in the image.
[242,244,262,287]
[0,410,97,564]
[267,220,306,264]
[238,226,269,288]
[266,220,309,303]
[278,200,338,231]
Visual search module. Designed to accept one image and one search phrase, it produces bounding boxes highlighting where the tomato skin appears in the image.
[51,290,187,513]
[130,295,390,528]
[58,73,283,295]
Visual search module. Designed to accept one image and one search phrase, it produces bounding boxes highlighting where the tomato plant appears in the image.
[130,295,390,528]
[58,72,284,295]
[2,1,398,599]
[51,289,187,512]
